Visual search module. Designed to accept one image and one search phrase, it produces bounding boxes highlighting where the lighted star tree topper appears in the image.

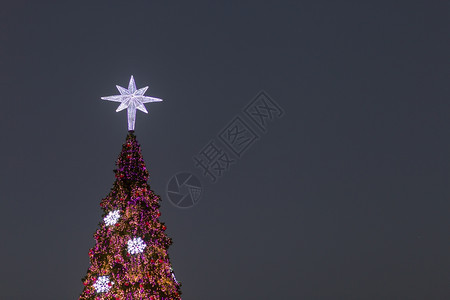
[101,76,162,131]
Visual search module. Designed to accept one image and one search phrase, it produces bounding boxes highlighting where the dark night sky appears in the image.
[0,1,449,299]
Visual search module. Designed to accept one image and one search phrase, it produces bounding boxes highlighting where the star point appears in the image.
[101,76,162,131]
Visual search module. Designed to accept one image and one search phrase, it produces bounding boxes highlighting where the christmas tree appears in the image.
[80,77,181,299]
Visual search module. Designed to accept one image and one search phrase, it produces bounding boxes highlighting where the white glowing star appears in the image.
[104,210,120,226]
[93,275,113,293]
[127,237,147,255]
[101,76,163,131]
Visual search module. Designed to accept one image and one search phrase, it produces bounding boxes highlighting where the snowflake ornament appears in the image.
[127,237,147,254]
[101,75,163,131]
[104,210,120,226]
[93,275,113,293]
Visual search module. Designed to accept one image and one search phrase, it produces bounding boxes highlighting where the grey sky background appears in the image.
[0,1,449,299]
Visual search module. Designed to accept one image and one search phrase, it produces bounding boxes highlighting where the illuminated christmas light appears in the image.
[80,133,182,299]
[127,236,147,254]
[93,275,113,293]
[171,267,179,284]
[101,76,163,131]
[103,210,120,226]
